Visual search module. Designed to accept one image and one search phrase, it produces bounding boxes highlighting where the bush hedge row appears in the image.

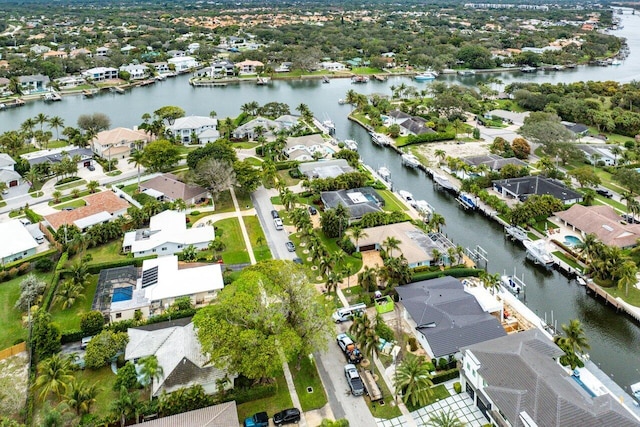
[431,368,460,384]
[404,131,456,146]
[411,268,481,282]
[85,256,154,274]
[60,329,84,344]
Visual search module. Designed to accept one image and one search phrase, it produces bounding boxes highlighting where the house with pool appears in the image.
[92,255,224,322]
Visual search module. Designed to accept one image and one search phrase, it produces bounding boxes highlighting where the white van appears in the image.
[332,303,367,323]
[274,218,284,230]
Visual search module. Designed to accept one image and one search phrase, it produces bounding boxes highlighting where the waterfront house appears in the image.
[349,222,453,267]
[463,154,528,172]
[211,60,235,77]
[139,173,209,205]
[53,75,86,89]
[387,109,413,126]
[461,329,640,427]
[298,159,354,179]
[43,191,130,232]
[282,134,329,162]
[0,152,21,189]
[18,74,49,93]
[119,64,149,80]
[554,204,640,249]
[166,116,219,145]
[399,117,435,136]
[125,320,233,397]
[0,220,38,265]
[493,176,582,204]
[320,187,384,221]
[235,59,264,74]
[136,402,238,426]
[396,276,507,359]
[319,61,347,71]
[82,67,118,81]
[0,153,16,172]
[151,62,170,74]
[91,127,152,160]
[122,210,215,258]
[167,50,186,58]
[275,62,292,73]
[168,56,199,73]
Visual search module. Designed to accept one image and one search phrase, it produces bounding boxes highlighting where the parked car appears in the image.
[344,364,365,396]
[308,205,318,215]
[81,336,93,349]
[271,209,280,219]
[622,213,640,224]
[285,241,296,252]
[244,412,269,427]
[274,217,284,230]
[273,408,301,426]
[336,333,363,364]
[596,188,613,198]
[293,257,303,264]
[19,218,31,226]
[87,164,95,171]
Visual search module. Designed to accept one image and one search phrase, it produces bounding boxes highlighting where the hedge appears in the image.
[86,256,155,274]
[431,368,459,384]
[2,248,57,272]
[275,160,300,171]
[225,382,277,405]
[105,308,196,333]
[410,268,481,282]
[60,329,84,344]
[24,207,43,223]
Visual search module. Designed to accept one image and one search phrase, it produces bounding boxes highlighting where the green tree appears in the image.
[428,409,466,427]
[31,310,61,361]
[349,226,368,249]
[233,159,262,194]
[64,379,99,416]
[77,113,111,135]
[48,116,64,141]
[383,236,402,258]
[138,355,164,400]
[35,353,74,401]
[84,330,129,369]
[86,180,99,193]
[182,244,198,262]
[114,362,141,391]
[393,353,434,408]
[154,105,185,126]
[555,319,590,369]
[191,158,237,203]
[569,166,601,188]
[53,279,85,309]
[110,386,141,427]
[14,273,47,311]
[80,311,105,337]
[128,148,146,189]
[618,260,638,297]
[142,139,181,172]
[358,266,378,293]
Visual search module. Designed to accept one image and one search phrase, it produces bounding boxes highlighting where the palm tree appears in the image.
[479,271,501,295]
[65,379,100,416]
[281,188,297,212]
[35,354,75,401]
[21,118,36,141]
[351,312,380,366]
[393,353,434,408]
[610,145,623,166]
[431,249,441,266]
[128,148,146,190]
[383,236,402,258]
[428,409,466,427]
[434,149,446,165]
[68,261,90,287]
[325,271,342,298]
[349,226,368,250]
[86,180,99,194]
[618,260,638,297]
[111,386,140,427]
[576,233,599,263]
[428,213,446,233]
[138,355,164,400]
[48,116,64,141]
[358,266,378,292]
[621,191,636,217]
[35,113,50,133]
[560,319,590,358]
[54,279,85,309]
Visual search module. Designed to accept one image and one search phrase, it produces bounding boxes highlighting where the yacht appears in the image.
[457,192,477,210]
[377,166,391,182]
[457,70,476,76]
[370,132,391,146]
[343,139,358,151]
[432,172,456,191]
[520,65,537,73]
[323,119,336,135]
[338,99,346,105]
[505,225,529,242]
[414,71,438,82]
[523,239,554,269]
[611,59,622,66]
[414,200,433,216]
[401,153,421,168]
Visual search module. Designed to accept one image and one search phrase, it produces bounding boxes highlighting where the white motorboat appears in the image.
[457,192,477,210]
[401,153,421,168]
[505,225,529,242]
[432,172,456,191]
[370,132,391,146]
[378,166,391,182]
[630,382,640,401]
[399,190,417,207]
[414,200,433,216]
[323,119,336,135]
[414,71,438,81]
[523,239,554,268]
[343,139,358,151]
[338,99,346,105]
[520,65,537,73]
[576,276,587,286]
[501,274,523,295]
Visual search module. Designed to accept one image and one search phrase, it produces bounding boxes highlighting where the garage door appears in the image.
[9,180,18,187]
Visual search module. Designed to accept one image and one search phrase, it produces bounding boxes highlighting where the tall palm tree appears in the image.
[349,226,368,250]
[576,233,599,263]
[393,353,434,408]
[35,354,75,401]
[479,271,501,295]
[560,319,590,358]
[35,113,50,133]
[68,261,90,287]
[54,279,85,309]
[281,188,297,212]
[429,213,446,233]
[21,118,36,141]
[383,236,402,258]
[111,386,140,427]
[621,191,636,217]
[138,355,164,400]
[428,409,466,427]
[325,271,342,301]
[48,116,64,141]
[358,266,379,293]
[434,149,446,164]
[128,148,146,190]
[65,379,100,416]
[617,260,638,297]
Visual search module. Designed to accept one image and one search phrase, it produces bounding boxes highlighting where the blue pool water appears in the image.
[324,146,336,155]
[564,235,582,247]
[112,286,133,302]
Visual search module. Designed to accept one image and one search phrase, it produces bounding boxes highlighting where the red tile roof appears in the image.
[45,190,130,230]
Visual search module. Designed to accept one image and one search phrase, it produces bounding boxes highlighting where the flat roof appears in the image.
[0,220,38,260]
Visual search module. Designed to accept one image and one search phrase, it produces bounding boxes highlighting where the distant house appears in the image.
[95,46,110,57]
[43,50,67,60]
[166,116,219,145]
[53,75,86,89]
[319,61,346,71]
[350,222,453,267]
[298,159,354,179]
[0,220,38,265]
[399,117,435,136]
[69,48,92,58]
[137,401,239,426]
[152,62,170,74]
[139,173,209,205]
[91,127,152,159]
[168,56,199,73]
[18,74,50,93]
[387,109,413,125]
[462,154,528,172]
[396,276,506,359]
[275,62,292,73]
[461,329,640,427]
[206,60,235,77]
[82,67,118,81]
[282,134,329,162]
[167,50,186,58]
[235,60,264,74]
[122,210,215,258]
[0,153,17,171]
[120,45,136,55]
[493,176,582,204]
[562,121,590,137]
[577,144,618,166]
[119,64,149,80]
[125,320,234,397]
[43,191,130,232]
[554,204,640,249]
[320,187,384,220]
[232,117,280,140]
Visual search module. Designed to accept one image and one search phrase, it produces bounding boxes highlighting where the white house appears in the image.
[168,56,199,73]
[82,67,119,81]
[166,116,219,145]
[95,46,110,57]
[0,153,16,171]
[119,64,149,80]
[122,210,215,258]
[319,61,346,71]
[0,220,38,265]
[18,75,49,93]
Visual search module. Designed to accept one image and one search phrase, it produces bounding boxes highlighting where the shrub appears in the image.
[453,382,462,393]
[80,311,105,336]
[60,329,84,344]
[190,210,201,216]
[85,330,129,369]
[114,362,141,391]
[425,362,435,372]
[408,337,418,351]
[431,368,460,384]
[405,131,456,145]
[7,268,19,279]
[18,262,30,274]
[438,357,449,370]
[375,320,395,343]
[411,268,481,282]
[35,258,54,272]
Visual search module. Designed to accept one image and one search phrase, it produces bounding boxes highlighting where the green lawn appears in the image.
[276,170,301,187]
[405,384,451,412]
[214,190,254,213]
[54,179,86,191]
[243,157,263,167]
[49,189,92,206]
[119,182,139,195]
[49,275,98,331]
[232,142,259,149]
[236,375,293,422]
[215,217,250,264]
[552,252,584,273]
[316,231,363,275]
[351,67,384,74]
[74,366,119,419]
[604,284,640,307]
[243,215,272,262]
[79,241,126,265]
[53,199,87,210]
[289,355,327,411]
[378,190,408,212]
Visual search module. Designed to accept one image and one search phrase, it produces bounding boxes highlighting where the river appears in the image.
[2,10,640,392]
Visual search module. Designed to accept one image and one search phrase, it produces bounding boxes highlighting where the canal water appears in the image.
[2,10,640,392]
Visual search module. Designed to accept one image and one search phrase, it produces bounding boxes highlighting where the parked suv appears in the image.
[271,209,280,219]
[285,241,296,252]
[274,218,284,230]
[596,188,613,198]
[244,412,269,427]
[273,408,301,426]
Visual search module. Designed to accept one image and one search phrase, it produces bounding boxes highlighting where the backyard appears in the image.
[236,375,293,422]
[49,275,99,331]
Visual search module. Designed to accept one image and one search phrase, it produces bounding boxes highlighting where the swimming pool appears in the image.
[112,286,133,303]
[564,235,582,247]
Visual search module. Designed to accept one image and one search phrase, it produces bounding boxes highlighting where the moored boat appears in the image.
[343,139,358,151]
[520,66,537,73]
[370,132,391,146]
[432,172,456,191]
[401,153,420,168]
[414,71,438,81]
[523,239,554,269]
[457,192,477,210]
[399,190,417,207]
[505,225,529,242]
[377,166,391,182]
[501,274,524,295]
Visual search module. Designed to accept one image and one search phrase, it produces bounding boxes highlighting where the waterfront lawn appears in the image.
[215,217,250,264]
[49,275,98,331]
[604,284,640,307]
[289,355,327,411]
[236,375,292,422]
[405,384,451,412]
[243,215,272,262]
[552,252,584,274]
[378,190,409,212]
[351,67,384,75]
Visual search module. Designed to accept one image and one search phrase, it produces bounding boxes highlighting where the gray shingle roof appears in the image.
[463,329,640,427]
[397,276,506,357]
[320,187,383,219]
[493,175,582,202]
[463,154,528,171]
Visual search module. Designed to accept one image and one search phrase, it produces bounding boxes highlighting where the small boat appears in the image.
[501,274,524,295]
[552,65,566,71]
[351,75,369,84]
[432,172,456,191]
[505,225,529,242]
[370,132,390,146]
[576,276,587,286]
[323,119,336,135]
[401,153,420,168]
[523,239,554,269]
[399,190,416,207]
[43,92,62,102]
[630,382,640,401]
[414,72,438,81]
[611,59,622,66]
[338,99,345,105]
[457,70,476,76]
[256,76,271,85]
[414,200,433,216]
[322,76,330,83]
[343,139,358,151]
[457,192,477,210]
[520,66,537,73]
[378,166,391,182]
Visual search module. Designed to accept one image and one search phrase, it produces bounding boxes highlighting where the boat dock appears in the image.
[505,225,529,242]
[82,89,96,98]
[0,98,25,109]
[373,74,387,82]
[43,91,62,102]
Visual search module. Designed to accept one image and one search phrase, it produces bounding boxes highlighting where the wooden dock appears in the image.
[0,98,25,109]
[82,89,95,98]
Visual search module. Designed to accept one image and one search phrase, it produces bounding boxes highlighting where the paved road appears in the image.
[251,186,298,261]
